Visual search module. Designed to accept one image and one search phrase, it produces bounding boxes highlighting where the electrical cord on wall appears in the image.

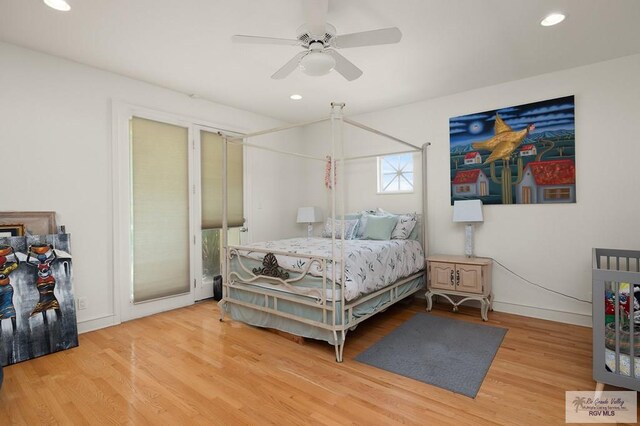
[486,256,593,304]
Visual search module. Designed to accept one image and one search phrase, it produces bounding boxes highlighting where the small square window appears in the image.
[544,187,571,200]
[377,153,414,194]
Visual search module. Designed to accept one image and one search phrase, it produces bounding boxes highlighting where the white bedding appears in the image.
[239,237,424,301]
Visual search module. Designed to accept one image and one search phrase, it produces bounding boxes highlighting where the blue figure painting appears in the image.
[0,234,78,367]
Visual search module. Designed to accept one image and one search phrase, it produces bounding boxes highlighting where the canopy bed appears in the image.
[218,103,429,362]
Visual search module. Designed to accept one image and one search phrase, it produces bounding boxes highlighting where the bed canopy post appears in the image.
[422,142,430,257]
[221,133,229,292]
[329,102,346,225]
[329,102,345,342]
[330,102,347,361]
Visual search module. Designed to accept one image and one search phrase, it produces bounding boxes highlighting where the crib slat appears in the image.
[631,282,635,378]
[615,281,620,375]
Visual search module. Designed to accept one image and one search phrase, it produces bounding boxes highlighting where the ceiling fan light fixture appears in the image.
[540,13,565,27]
[299,52,336,76]
[44,0,71,11]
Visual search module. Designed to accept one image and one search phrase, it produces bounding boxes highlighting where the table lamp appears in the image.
[297,207,323,238]
[452,200,484,257]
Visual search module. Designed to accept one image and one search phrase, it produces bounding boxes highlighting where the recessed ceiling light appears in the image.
[541,13,565,27]
[44,0,71,11]
[290,94,303,101]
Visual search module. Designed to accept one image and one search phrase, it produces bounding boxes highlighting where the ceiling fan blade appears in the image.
[326,50,363,81]
[232,35,301,46]
[333,27,402,49]
[303,0,329,38]
[271,51,308,79]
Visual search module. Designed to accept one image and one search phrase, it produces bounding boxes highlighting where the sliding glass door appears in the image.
[196,129,244,301]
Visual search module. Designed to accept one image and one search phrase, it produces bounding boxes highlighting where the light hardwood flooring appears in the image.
[0,299,637,425]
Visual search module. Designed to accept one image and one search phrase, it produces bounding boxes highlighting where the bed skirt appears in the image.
[223,275,424,345]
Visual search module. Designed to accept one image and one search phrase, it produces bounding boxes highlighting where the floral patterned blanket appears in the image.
[239,237,424,301]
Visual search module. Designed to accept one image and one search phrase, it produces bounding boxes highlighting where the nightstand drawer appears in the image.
[430,262,455,290]
[456,264,483,294]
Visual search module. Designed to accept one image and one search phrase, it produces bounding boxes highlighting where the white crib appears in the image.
[593,248,640,391]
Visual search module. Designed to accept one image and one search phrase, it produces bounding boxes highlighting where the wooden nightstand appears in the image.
[425,255,493,321]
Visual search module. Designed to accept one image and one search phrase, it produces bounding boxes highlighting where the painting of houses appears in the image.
[449,95,576,205]
[452,169,489,197]
[520,144,537,157]
[464,152,482,165]
[516,159,576,204]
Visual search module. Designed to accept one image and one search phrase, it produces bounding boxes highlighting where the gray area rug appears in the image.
[355,313,507,398]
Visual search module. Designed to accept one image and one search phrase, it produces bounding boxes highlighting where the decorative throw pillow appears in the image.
[408,218,421,240]
[391,214,417,239]
[362,215,398,240]
[355,209,379,239]
[343,214,361,238]
[321,218,359,240]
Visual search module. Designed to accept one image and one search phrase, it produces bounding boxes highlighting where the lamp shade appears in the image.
[297,206,323,223]
[452,200,484,223]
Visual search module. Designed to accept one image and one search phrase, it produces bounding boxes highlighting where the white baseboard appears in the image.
[415,293,592,327]
[414,291,426,300]
[77,314,120,334]
[492,300,592,327]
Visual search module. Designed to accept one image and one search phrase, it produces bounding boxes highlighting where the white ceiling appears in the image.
[1,0,640,123]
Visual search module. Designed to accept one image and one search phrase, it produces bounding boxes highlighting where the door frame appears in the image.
[111,101,248,322]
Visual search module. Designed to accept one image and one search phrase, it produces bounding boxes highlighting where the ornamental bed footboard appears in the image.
[219,245,425,362]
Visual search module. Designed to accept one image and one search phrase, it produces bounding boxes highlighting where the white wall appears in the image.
[301,54,640,326]
[0,42,300,332]
[301,121,424,217]
[245,128,312,241]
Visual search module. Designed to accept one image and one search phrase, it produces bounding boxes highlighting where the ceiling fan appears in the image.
[232,0,402,81]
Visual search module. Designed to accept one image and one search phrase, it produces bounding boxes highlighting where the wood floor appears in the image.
[0,299,636,425]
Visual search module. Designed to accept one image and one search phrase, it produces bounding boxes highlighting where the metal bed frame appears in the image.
[217,102,430,362]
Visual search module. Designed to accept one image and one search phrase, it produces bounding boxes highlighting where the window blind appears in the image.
[201,130,244,229]
[131,117,190,303]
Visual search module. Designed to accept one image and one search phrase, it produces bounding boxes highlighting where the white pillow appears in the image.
[391,214,417,239]
[321,218,359,240]
[355,209,380,239]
